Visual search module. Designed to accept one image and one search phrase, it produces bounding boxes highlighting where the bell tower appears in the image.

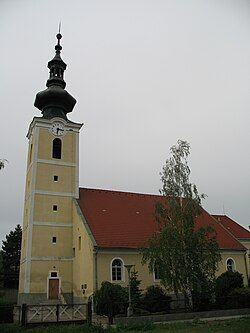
[19,32,82,304]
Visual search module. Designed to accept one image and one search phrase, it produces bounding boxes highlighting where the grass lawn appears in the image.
[0,317,250,333]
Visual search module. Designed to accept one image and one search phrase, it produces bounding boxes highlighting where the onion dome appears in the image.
[34,32,76,120]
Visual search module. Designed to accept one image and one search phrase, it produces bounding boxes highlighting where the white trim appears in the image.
[24,126,39,293]
[27,117,83,139]
[110,257,125,282]
[33,221,73,227]
[226,257,236,272]
[37,159,76,167]
[47,270,61,300]
[75,131,80,198]
[153,269,161,282]
[31,256,73,261]
[35,190,75,197]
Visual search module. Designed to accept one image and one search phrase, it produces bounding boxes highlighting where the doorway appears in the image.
[48,278,59,299]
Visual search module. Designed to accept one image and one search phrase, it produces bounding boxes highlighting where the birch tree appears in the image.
[142,140,220,309]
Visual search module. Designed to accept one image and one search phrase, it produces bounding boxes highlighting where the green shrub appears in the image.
[94,281,127,324]
[0,304,13,323]
[215,271,244,298]
[141,285,171,313]
[228,287,250,308]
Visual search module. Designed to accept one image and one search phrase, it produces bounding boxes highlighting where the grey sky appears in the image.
[1,0,250,241]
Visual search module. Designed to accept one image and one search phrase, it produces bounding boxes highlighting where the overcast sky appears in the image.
[1,0,250,242]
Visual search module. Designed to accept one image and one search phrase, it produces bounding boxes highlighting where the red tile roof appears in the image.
[77,188,246,251]
[212,215,250,240]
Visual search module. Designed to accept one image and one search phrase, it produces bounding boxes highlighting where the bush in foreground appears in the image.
[141,285,171,313]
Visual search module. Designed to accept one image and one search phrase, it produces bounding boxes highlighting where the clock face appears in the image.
[51,122,65,136]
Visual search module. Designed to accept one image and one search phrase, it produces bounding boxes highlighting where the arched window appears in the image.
[52,138,62,159]
[226,258,235,272]
[111,258,124,281]
[154,262,162,281]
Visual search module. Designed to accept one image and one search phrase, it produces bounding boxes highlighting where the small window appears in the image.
[52,138,62,159]
[78,236,81,251]
[29,144,33,164]
[52,237,57,244]
[226,258,235,272]
[111,259,123,281]
[54,175,58,182]
[50,272,58,277]
[53,205,58,211]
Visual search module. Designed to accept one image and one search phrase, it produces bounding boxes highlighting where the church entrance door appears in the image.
[49,279,59,299]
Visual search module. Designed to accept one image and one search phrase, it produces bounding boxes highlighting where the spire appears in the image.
[46,30,67,89]
[34,30,77,120]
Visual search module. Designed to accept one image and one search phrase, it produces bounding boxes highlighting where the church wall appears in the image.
[95,249,249,295]
[96,251,158,291]
[33,194,72,223]
[36,163,76,192]
[217,251,248,284]
[29,260,73,294]
[240,240,250,279]
[72,201,95,302]
[31,226,73,257]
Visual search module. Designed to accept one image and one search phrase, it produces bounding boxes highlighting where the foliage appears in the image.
[141,140,221,309]
[192,277,215,311]
[0,303,13,323]
[228,287,250,308]
[129,271,142,308]
[215,271,244,298]
[141,285,171,313]
[94,281,127,324]
[0,159,8,170]
[1,225,22,288]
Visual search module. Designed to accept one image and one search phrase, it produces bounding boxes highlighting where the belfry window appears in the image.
[111,258,123,281]
[52,138,62,159]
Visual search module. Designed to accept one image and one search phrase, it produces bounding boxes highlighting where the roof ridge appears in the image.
[79,187,162,197]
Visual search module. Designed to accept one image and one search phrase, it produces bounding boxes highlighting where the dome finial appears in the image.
[55,23,62,53]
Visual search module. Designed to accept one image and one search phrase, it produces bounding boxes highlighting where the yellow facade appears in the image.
[19,117,82,304]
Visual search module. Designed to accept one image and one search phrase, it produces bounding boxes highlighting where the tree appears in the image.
[142,140,221,309]
[94,281,127,324]
[0,159,8,170]
[130,271,142,308]
[1,224,22,288]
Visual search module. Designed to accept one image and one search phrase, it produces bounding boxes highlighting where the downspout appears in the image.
[94,247,98,291]
[244,250,249,282]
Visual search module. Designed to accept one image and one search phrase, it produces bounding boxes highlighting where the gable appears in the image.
[212,215,250,240]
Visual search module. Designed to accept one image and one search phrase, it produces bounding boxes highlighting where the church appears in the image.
[18,33,250,305]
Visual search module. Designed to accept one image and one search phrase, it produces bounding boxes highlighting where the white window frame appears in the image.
[110,257,125,282]
[153,266,161,282]
[226,257,236,272]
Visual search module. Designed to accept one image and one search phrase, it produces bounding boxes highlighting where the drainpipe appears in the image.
[93,247,98,291]
[244,250,249,282]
